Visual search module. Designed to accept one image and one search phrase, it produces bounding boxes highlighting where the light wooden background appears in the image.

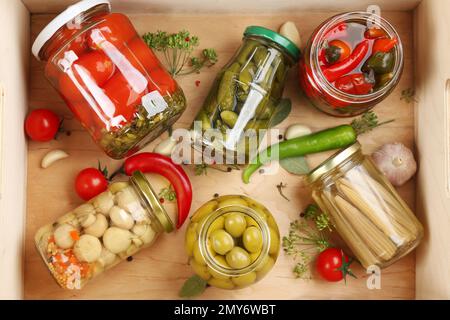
[24,11,416,299]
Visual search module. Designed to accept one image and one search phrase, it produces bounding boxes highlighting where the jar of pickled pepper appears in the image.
[31,0,186,159]
[192,26,300,160]
[34,171,175,289]
[184,195,280,289]
[299,12,403,117]
[308,142,423,269]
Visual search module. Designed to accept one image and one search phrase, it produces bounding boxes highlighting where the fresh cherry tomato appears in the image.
[316,248,354,282]
[102,72,146,122]
[75,168,108,201]
[124,37,160,74]
[25,109,60,142]
[148,67,177,95]
[327,40,351,64]
[75,51,115,86]
[364,27,388,39]
[87,13,136,50]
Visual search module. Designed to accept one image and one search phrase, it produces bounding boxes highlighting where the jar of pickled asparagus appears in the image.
[185,195,280,289]
[34,171,174,289]
[192,26,300,161]
[308,142,423,269]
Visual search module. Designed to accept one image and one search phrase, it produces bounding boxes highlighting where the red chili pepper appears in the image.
[372,37,398,53]
[334,73,375,95]
[322,40,370,83]
[123,152,193,229]
[364,28,387,39]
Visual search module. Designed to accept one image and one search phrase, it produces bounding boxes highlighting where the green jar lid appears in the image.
[243,25,300,61]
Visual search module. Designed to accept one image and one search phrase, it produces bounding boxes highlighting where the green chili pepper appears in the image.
[220,110,239,128]
[375,72,394,89]
[242,125,357,183]
[363,51,395,74]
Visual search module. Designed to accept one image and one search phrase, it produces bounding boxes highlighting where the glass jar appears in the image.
[34,171,174,290]
[32,0,186,159]
[192,26,300,161]
[184,195,280,289]
[308,142,423,269]
[299,12,403,117]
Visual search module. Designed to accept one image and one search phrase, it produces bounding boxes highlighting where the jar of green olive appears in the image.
[185,195,280,289]
[191,26,300,161]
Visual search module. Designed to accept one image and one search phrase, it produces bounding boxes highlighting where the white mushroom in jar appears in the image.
[54,224,78,249]
[103,227,132,254]
[79,213,96,228]
[84,214,108,238]
[74,203,96,217]
[109,206,134,230]
[98,248,117,267]
[108,181,129,194]
[140,225,156,245]
[116,189,140,213]
[73,234,102,263]
[93,191,114,215]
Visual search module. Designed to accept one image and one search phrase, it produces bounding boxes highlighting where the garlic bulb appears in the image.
[371,143,417,187]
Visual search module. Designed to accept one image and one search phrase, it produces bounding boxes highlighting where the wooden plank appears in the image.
[24,11,417,299]
[21,0,421,14]
[414,0,450,299]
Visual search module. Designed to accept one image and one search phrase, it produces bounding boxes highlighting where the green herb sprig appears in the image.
[350,111,394,136]
[142,30,218,77]
[158,184,176,202]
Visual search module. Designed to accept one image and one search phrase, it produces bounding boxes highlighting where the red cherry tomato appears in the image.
[102,72,146,123]
[124,37,160,73]
[75,168,108,201]
[87,13,136,50]
[148,67,177,95]
[316,248,352,282]
[75,51,115,86]
[25,109,60,142]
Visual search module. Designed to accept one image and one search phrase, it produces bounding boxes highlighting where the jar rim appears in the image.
[198,202,270,277]
[32,0,111,61]
[307,142,361,184]
[310,11,404,104]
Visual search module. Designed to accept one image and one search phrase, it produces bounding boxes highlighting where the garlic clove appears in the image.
[279,21,302,49]
[284,124,312,140]
[41,149,68,168]
[154,136,177,157]
[371,143,417,187]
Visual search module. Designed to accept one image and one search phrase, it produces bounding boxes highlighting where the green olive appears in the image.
[267,215,278,230]
[184,224,197,256]
[190,258,211,281]
[268,227,280,255]
[214,255,230,269]
[245,216,258,227]
[243,226,263,253]
[219,196,248,208]
[224,212,247,237]
[226,247,251,269]
[210,229,234,255]
[193,240,206,266]
[256,256,275,279]
[220,110,239,128]
[208,256,230,280]
[232,272,257,287]
[208,277,235,289]
[249,251,261,263]
[206,238,216,256]
[191,200,218,222]
[208,216,225,234]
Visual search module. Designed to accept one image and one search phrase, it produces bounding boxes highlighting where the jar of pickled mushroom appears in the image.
[31,0,186,159]
[192,26,300,161]
[34,171,175,289]
[308,142,423,269]
[184,195,280,289]
[299,12,403,117]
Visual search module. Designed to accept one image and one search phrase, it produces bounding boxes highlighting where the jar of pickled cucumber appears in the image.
[34,171,174,289]
[184,195,280,289]
[308,142,423,269]
[192,26,300,161]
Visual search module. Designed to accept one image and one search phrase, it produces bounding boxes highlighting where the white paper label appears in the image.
[141,91,168,118]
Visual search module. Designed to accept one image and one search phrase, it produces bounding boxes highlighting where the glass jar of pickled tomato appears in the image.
[192,26,300,161]
[299,12,403,117]
[184,195,280,289]
[308,142,423,269]
[32,0,186,159]
[34,171,174,290]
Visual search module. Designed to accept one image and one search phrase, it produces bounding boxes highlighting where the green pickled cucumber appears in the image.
[218,63,240,111]
[255,99,275,120]
[236,40,258,64]
[220,110,239,128]
[275,59,286,82]
[196,110,212,130]
[238,62,255,92]
[253,46,268,66]
[245,119,268,131]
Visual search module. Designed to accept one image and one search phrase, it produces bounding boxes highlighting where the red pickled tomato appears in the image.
[102,72,147,122]
[59,72,85,103]
[87,13,137,50]
[75,51,115,86]
[124,37,160,74]
[46,27,88,59]
[148,67,177,95]
[66,101,94,131]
